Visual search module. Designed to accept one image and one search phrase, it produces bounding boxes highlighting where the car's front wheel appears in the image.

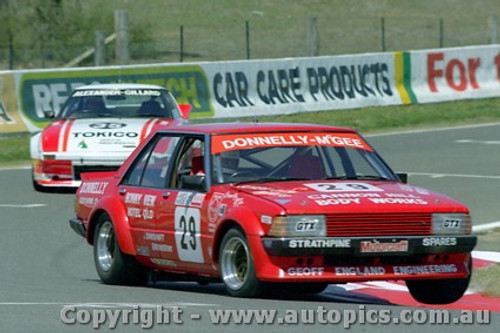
[219,228,264,297]
[93,213,148,286]
[406,258,471,304]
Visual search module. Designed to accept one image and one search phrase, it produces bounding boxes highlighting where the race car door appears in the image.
[156,135,214,274]
[117,134,181,259]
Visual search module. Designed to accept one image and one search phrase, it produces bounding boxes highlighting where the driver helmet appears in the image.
[220,150,240,175]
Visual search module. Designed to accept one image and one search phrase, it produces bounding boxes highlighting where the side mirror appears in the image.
[180,175,205,191]
[43,108,55,119]
[178,103,191,120]
[396,173,408,184]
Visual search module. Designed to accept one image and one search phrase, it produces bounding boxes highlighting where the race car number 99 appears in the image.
[175,207,204,263]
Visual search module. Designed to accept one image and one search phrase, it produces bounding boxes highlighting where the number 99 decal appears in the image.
[175,207,204,263]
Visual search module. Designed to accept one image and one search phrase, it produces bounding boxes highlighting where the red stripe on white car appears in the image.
[140,118,155,141]
[61,119,75,152]
[57,120,70,152]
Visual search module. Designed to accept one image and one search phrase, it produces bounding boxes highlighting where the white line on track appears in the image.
[365,121,500,137]
[473,221,500,233]
[0,165,30,171]
[408,172,500,180]
[0,204,46,208]
[456,139,500,145]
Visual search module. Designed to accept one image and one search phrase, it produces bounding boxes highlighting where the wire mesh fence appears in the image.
[0,15,498,70]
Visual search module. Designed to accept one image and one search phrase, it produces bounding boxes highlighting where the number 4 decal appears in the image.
[175,207,204,263]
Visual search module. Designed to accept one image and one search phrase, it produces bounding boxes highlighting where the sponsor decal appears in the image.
[143,194,157,207]
[211,132,372,154]
[72,131,139,138]
[393,264,458,275]
[127,207,141,218]
[89,122,127,130]
[360,240,409,253]
[79,181,109,194]
[335,266,386,276]
[309,192,429,206]
[208,193,225,225]
[289,239,351,249]
[295,221,318,232]
[151,243,173,253]
[136,246,150,256]
[77,140,88,149]
[305,182,382,193]
[260,215,272,225]
[73,89,162,97]
[287,267,324,276]
[78,197,95,206]
[150,258,177,267]
[175,192,206,207]
[144,233,164,242]
[422,237,458,246]
[125,192,143,205]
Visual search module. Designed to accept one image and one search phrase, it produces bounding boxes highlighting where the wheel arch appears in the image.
[87,197,136,255]
[211,207,264,264]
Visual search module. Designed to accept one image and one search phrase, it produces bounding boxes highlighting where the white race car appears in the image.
[30,83,190,191]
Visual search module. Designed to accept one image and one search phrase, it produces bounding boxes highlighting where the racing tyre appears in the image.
[93,213,149,286]
[406,258,472,304]
[219,228,264,297]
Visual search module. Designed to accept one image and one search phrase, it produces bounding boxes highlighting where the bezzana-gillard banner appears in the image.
[407,44,500,103]
[201,52,404,118]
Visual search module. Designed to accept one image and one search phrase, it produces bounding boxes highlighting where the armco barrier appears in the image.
[1,44,500,134]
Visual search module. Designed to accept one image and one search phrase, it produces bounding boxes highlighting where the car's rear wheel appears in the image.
[219,228,264,297]
[406,258,471,304]
[93,213,148,286]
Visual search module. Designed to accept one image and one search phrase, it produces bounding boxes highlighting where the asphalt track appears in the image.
[0,123,499,332]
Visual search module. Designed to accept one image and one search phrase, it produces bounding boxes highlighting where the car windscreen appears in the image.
[58,88,180,119]
[210,131,396,184]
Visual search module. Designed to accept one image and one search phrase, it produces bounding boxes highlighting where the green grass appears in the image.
[471,263,500,297]
[0,135,30,165]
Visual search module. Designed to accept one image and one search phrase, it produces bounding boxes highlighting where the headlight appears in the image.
[269,215,326,237]
[432,213,471,235]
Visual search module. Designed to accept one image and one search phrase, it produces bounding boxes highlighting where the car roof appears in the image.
[74,83,166,90]
[157,122,357,135]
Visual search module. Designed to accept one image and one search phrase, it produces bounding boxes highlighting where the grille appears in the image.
[73,165,120,180]
[326,213,432,237]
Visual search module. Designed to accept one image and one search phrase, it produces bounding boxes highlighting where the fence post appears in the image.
[94,31,105,66]
[180,25,184,62]
[8,34,14,70]
[488,15,498,44]
[308,17,319,56]
[246,21,251,59]
[114,9,130,65]
[381,17,386,52]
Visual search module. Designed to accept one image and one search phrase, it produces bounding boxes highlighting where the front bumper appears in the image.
[69,218,86,238]
[251,235,476,282]
[262,235,477,256]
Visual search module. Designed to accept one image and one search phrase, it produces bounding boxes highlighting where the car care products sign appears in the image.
[211,132,373,153]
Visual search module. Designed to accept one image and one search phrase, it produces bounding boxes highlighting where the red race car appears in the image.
[70,123,476,304]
